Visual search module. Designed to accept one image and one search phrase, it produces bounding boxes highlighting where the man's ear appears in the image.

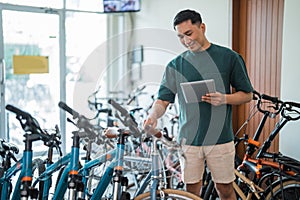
[200,23,206,30]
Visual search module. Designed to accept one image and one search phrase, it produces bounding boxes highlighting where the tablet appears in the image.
[180,79,216,103]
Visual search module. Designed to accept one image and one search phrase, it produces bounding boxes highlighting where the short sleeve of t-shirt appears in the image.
[157,61,177,103]
[230,54,253,93]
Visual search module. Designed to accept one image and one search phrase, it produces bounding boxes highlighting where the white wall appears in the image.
[128,0,232,91]
[280,0,300,160]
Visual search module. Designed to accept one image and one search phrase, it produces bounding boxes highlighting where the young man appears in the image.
[143,9,253,199]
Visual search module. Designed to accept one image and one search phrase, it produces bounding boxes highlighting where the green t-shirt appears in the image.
[157,43,253,146]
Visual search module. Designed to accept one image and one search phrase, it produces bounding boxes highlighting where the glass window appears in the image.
[0,0,63,8]
[3,10,60,155]
[65,11,107,151]
[66,0,104,12]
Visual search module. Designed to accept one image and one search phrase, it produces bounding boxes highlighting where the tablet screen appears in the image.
[180,79,216,103]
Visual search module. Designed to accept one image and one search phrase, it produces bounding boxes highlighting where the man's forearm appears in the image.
[148,99,169,119]
[225,91,252,105]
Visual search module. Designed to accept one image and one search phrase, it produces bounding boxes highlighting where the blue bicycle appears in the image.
[3,104,60,200]
[86,99,201,200]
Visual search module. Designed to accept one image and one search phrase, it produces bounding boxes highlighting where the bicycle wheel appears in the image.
[134,189,202,200]
[265,179,300,200]
[32,158,46,200]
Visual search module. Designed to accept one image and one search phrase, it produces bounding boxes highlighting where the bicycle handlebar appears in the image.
[58,101,101,142]
[144,125,162,138]
[108,99,141,137]
[281,101,300,121]
[0,139,19,154]
[58,101,80,119]
[284,101,300,109]
[253,90,283,117]
[6,104,32,119]
[108,99,129,117]
[126,85,147,105]
[143,125,185,160]
[5,104,53,143]
[254,91,300,120]
[261,94,280,104]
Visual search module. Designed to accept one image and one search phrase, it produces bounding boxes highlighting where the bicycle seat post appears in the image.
[67,130,82,199]
[20,133,40,200]
[150,136,162,199]
[112,129,130,200]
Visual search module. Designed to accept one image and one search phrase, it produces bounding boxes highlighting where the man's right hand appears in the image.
[143,99,170,130]
[143,116,158,129]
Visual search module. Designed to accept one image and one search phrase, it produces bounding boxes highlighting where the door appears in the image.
[0,6,60,152]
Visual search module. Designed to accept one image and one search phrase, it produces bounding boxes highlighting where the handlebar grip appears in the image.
[6,104,31,118]
[286,101,300,109]
[97,108,112,113]
[261,94,279,103]
[58,101,79,118]
[144,125,162,138]
[0,140,19,154]
[252,90,260,100]
[137,85,146,92]
[3,142,19,154]
[6,105,51,143]
[108,99,129,116]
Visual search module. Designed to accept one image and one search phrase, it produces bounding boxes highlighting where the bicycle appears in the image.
[3,103,98,200]
[132,125,201,200]
[81,99,201,199]
[4,104,60,200]
[56,100,139,199]
[0,138,19,199]
[237,92,300,199]
[201,91,300,199]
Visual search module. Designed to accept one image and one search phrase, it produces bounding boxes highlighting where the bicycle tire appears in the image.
[265,179,300,200]
[202,180,218,200]
[32,158,46,200]
[134,189,202,200]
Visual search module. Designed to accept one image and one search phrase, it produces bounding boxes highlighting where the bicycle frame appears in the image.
[235,93,300,199]
[31,153,71,200]
[79,148,116,198]
[0,158,22,200]
[80,132,130,200]
[234,169,264,200]
[240,112,299,180]
[78,133,169,200]
[4,104,63,200]
[9,133,41,200]
[50,131,82,200]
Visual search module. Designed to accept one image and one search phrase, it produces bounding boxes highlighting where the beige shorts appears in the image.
[181,141,235,184]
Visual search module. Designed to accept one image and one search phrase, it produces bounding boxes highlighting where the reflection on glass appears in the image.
[3,11,59,155]
[65,11,107,151]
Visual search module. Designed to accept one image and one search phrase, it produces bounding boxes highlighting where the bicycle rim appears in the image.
[134,189,202,200]
[265,179,300,200]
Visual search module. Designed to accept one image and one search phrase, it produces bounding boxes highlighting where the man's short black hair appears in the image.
[173,9,202,30]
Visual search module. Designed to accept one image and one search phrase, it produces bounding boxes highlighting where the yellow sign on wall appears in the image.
[13,55,49,74]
